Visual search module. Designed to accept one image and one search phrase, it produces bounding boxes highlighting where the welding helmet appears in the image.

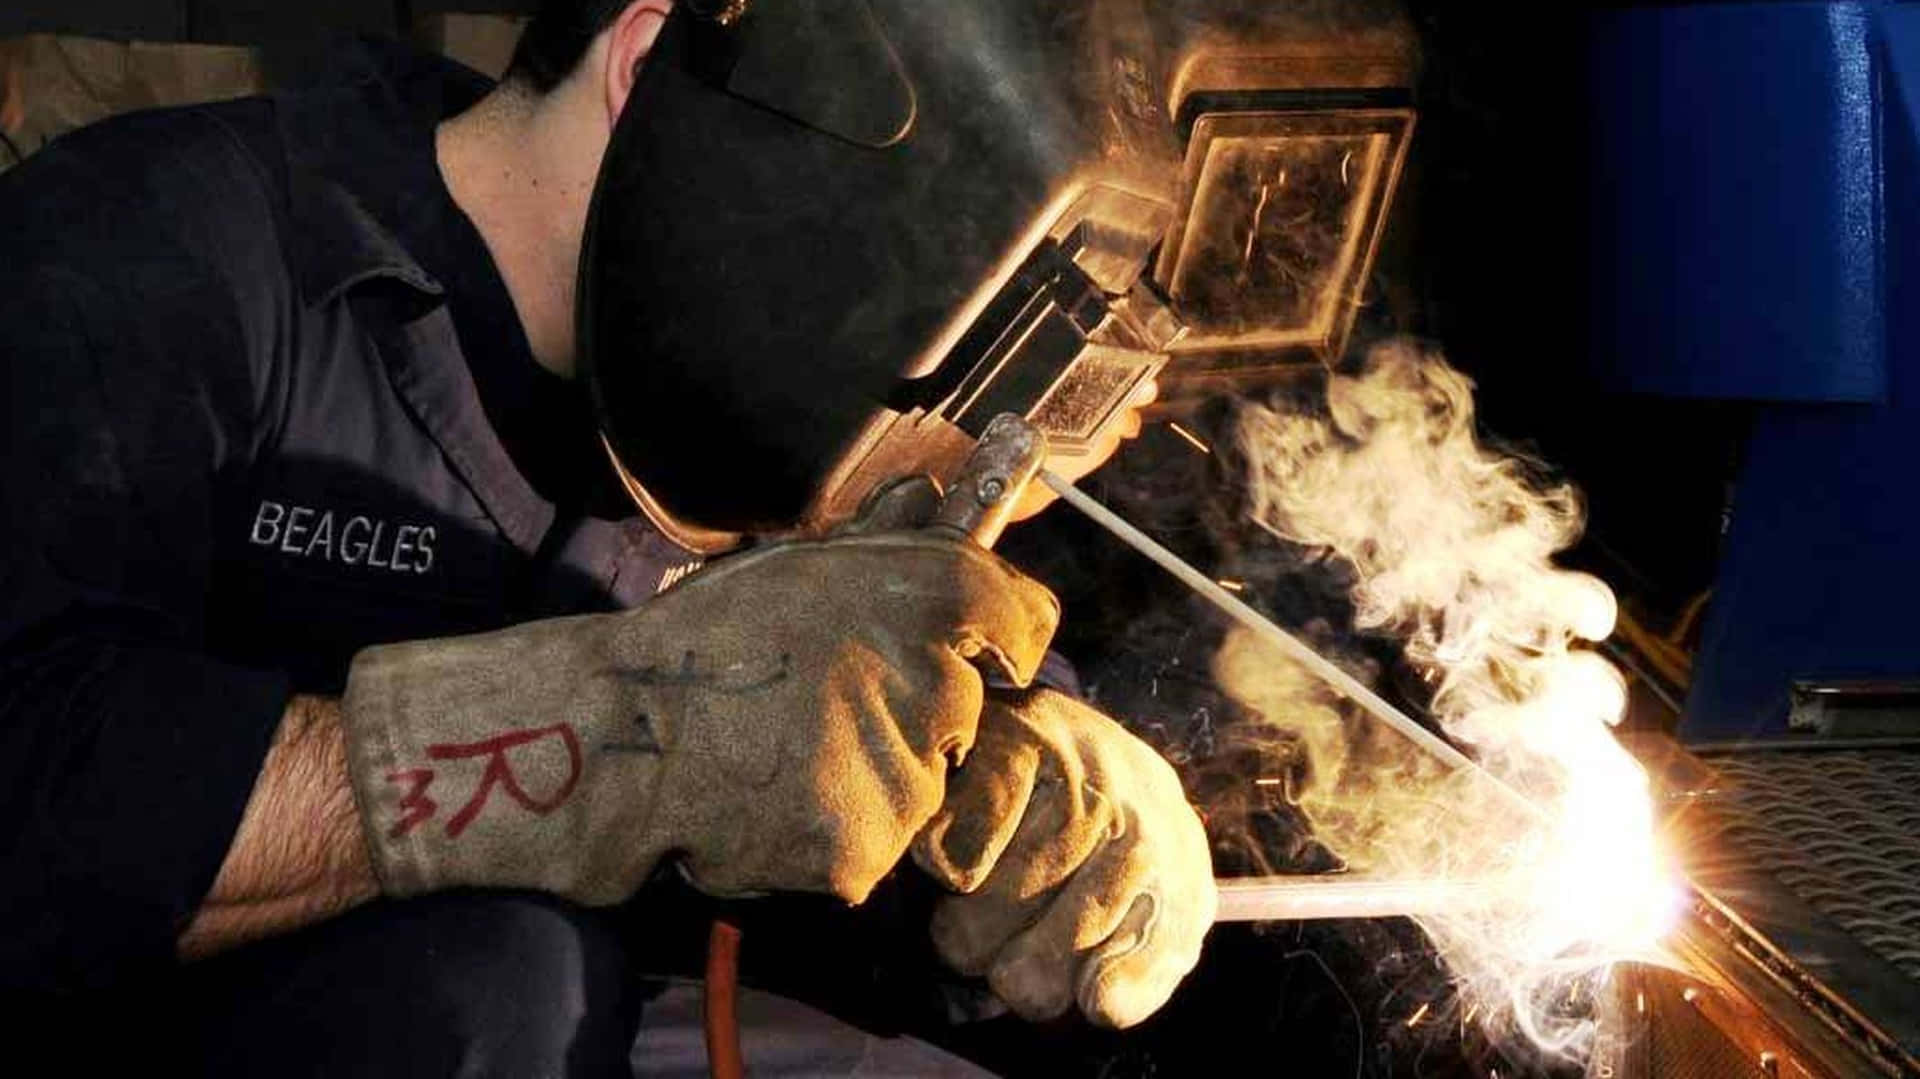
[578,0,1416,548]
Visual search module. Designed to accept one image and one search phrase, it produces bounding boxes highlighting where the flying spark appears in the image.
[1167,421,1213,455]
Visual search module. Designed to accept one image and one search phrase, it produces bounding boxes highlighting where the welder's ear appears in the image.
[603,1,672,124]
[840,475,942,534]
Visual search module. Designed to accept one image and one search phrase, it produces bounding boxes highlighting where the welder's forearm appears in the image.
[179,695,378,959]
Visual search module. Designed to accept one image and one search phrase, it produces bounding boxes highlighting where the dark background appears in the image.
[0,0,517,45]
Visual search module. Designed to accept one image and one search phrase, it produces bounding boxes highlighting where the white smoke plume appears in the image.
[1218,340,1676,1057]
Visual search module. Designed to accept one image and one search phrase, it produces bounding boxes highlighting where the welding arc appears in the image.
[1039,470,1541,823]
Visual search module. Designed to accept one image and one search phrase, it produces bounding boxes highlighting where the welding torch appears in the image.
[701,413,1518,1076]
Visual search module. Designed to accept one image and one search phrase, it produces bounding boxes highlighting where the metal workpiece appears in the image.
[1677,747,1920,1071]
[1214,873,1493,922]
[1637,886,1920,1079]
[1707,749,1920,985]
[1613,736,1920,1077]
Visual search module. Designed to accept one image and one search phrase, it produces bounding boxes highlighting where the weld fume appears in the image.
[1218,340,1670,1059]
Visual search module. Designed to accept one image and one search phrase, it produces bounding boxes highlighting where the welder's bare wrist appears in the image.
[179,695,378,959]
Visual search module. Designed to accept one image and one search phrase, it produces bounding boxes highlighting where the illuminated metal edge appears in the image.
[1627,734,1920,1075]
[1595,884,1920,1079]
[1691,883,1919,1076]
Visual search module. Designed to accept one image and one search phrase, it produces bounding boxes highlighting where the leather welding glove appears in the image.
[913,688,1216,1028]
[341,526,1059,906]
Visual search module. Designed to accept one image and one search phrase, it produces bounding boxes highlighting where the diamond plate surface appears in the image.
[1709,749,1920,982]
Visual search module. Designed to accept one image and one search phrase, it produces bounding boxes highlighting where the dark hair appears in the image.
[505,0,636,92]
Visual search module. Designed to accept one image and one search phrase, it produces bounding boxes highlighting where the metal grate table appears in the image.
[1709,749,1920,982]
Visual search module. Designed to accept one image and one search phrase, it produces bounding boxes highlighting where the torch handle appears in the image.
[929,413,1048,550]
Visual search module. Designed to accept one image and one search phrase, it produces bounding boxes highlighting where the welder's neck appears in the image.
[436,81,607,381]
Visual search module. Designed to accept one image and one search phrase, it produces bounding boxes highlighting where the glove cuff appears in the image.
[340,642,421,895]
[341,614,668,902]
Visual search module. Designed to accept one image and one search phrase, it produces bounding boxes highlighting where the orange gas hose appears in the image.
[703,919,745,1079]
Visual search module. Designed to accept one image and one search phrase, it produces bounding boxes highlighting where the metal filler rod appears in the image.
[1039,469,1547,922]
[1041,469,1496,782]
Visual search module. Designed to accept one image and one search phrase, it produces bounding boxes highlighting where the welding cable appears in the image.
[1599,640,1686,721]
[703,919,745,1079]
[1611,609,1692,690]
[1668,590,1713,648]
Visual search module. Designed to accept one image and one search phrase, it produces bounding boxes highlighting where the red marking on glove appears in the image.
[426,723,584,838]
[386,768,438,839]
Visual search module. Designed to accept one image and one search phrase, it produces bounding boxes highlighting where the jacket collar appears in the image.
[269,43,560,553]
[286,174,444,306]
[273,38,490,306]
[370,304,558,555]
[262,42,698,579]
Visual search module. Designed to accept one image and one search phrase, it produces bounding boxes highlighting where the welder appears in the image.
[0,0,1215,1073]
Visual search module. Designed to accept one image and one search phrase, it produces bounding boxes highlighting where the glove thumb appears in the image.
[838,476,943,535]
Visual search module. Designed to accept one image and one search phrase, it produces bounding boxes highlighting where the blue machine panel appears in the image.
[1581,3,1886,403]
[1664,4,1920,739]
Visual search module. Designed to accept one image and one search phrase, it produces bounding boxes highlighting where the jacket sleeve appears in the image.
[0,110,294,992]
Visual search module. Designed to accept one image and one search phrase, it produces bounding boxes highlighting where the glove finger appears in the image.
[1076,794,1216,1028]
[842,476,942,534]
[927,763,1113,974]
[1079,835,1215,1025]
[1074,886,1212,1029]
[912,721,1042,893]
[984,835,1153,1022]
[881,640,991,781]
[823,533,1059,687]
[921,779,1105,975]
[931,543,1060,688]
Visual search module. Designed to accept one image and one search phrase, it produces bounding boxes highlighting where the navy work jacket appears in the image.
[0,46,700,992]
